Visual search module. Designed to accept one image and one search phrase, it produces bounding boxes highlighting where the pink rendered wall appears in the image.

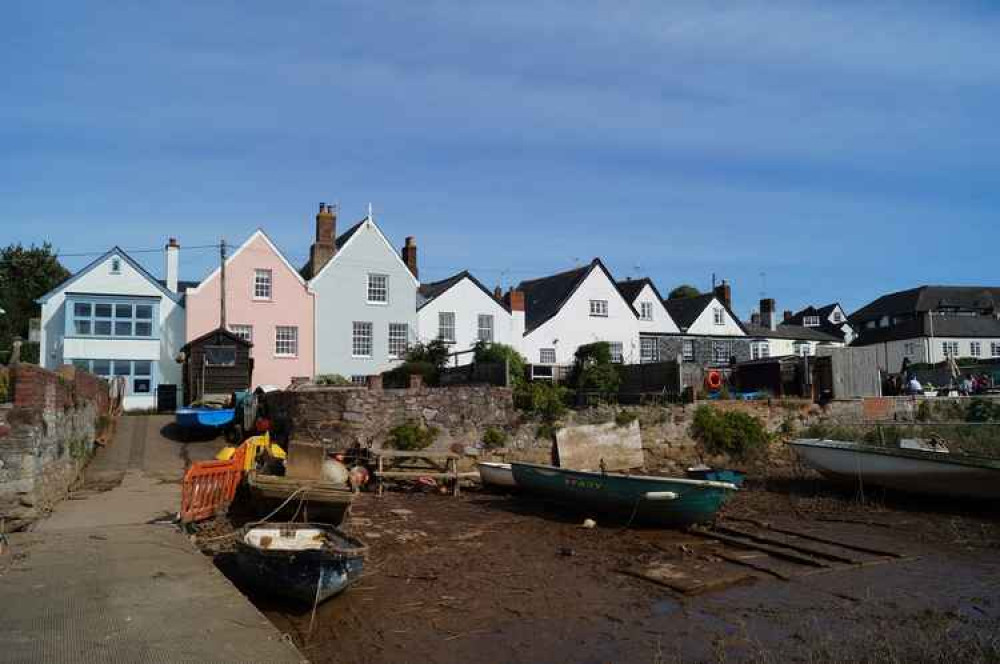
[185,233,314,389]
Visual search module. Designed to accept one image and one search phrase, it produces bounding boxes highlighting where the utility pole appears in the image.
[220,239,227,330]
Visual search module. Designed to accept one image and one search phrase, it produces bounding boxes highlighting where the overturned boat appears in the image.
[510,462,737,527]
[789,438,1000,499]
[235,523,367,604]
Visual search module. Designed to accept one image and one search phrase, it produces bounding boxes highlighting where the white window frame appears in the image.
[388,323,409,359]
[438,312,456,343]
[351,375,368,385]
[682,340,695,362]
[254,269,273,300]
[803,315,820,327]
[110,257,122,274]
[609,341,624,364]
[713,340,732,364]
[903,342,916,357]
[751,341,770,360]
[229,324,253,344]
[640,337,659,363]
[367,273,389,305]
[992,342,1000,357]
[713,307,725,326]
[942,341,959,358]
[352,322,373,358]
[539,348,556,364]
[970,341,982,358]
[832,311,843,323]
[639,302,653,321]
[589,299,608,317]
[795,341,812,357]
[274,326,298,357]
[477,314,494,343]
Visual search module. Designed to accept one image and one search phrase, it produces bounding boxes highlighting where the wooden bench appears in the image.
[372,450,461,496]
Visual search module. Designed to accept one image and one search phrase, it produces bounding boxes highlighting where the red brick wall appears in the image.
[11,364,109,414]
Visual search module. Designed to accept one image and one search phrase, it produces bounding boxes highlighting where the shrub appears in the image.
[615,409,638,427]
[482,427,508,449]
[535,421,561,442]
[514,381,568,421]
[690,405,770,461]
[386,421,439,451]
[473,341,526,389]
[570,342,620,394]
[404,340,450,370]
[382,360,440,388]
[966,398,1000,423]
[315,373,352,386]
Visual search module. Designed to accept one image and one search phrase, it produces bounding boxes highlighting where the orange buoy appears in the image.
[705,370,723,391]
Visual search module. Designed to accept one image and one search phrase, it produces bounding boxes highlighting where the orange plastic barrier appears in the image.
[180,444,247,523]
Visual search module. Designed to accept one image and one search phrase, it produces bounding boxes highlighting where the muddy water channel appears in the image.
[223,485,1000,664]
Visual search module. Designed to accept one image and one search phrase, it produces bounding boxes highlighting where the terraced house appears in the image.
[36,241,188,409]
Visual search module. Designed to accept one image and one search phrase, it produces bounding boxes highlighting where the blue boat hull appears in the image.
[175,408,235,429]
[235,524,366,604]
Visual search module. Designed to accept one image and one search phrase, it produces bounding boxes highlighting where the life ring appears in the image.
[705,370,723,391]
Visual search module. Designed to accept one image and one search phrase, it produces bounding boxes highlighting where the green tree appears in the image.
[668,284,701,299]
[570,341,620,394]
[473,340,527,388]
[0,243,70,355]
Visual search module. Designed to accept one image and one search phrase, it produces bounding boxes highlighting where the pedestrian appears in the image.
[908,376,923,395]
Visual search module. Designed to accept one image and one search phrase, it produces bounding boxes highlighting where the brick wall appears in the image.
[265,382,515,452]
[0,365,109,530]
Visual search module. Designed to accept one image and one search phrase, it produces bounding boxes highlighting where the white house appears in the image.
[850,285,1000,372]
[305,207,420,381]
[660,282,750,366]
[416,271,517,365]
[516,259,640,367]
[746,298,844,360]
[37,242,188,410]
[616,278,680,363]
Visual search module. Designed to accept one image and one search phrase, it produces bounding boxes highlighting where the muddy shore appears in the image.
[204,473,1000,664]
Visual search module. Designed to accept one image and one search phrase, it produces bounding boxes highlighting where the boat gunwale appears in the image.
[509,462,738,491]
[789,438,1000,471]
[237,522,368,558]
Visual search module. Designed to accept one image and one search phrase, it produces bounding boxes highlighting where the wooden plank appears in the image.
[711,525,862,565]
[375,471,459,479]
[690,528,831,568]
[725,517,906,558]
[710,550,794,581]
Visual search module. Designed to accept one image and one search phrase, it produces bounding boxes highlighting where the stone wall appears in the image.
[0,365,109,529]
[265,380,516,452]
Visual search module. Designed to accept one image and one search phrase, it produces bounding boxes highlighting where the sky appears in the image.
[2,1,997,318]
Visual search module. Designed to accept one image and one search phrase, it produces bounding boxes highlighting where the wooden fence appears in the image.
[439,360,509,387]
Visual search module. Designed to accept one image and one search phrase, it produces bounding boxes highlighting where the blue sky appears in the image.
[2,1,997,317]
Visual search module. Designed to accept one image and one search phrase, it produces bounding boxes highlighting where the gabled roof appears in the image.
[37,246,181,304]
[188,229,306,297]
[299,219,367,279]
[181,326,252,352]
[746,324,841,343]
[615,277,667,304]
[662,293,749,335]
[850,286,1000,323]
[515,259,637,334]
[417,270,501,311]
[308,216,420,288]
[787,303,840,325]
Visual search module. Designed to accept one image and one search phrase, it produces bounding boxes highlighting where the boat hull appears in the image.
[478,462,516,488]
[790,439,1000,500]
[235,523,366,604]
[175,407,235,429]
[510,462,736,527]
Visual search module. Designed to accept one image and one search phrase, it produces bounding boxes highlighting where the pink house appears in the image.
[185,230,314,389]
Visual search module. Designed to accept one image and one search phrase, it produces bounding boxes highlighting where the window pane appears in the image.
[367,274,388,303]
[113,361,131,376]
[73,302,92,317]
[254,269,272,299]
[540,348,556,364]
[94,321,112,335]
[95,303,113,318]
[114,321,132,336]
[438,312,455,342]
[133,361,152,376]
[275,326,298,356]
[92,360,111,376]
[74,320,92,335]
[133,378,151,394]
[135,321,152,337]
[115,303,132,318]
[353,322,373,357]
[477,315,494,342]
[135,304,153,320]
[388,323,408,358]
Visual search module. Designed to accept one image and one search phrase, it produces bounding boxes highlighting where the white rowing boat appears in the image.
[477,461,516,488]
[789,438,1000,500]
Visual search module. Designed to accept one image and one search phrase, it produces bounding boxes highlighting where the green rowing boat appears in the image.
[510,462,737,527]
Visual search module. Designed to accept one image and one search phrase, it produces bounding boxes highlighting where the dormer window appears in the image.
[110,257,122,274]
[803,315,820,327]
[639,302,653,321]
[713,307,725,325]
[832,311,843,323]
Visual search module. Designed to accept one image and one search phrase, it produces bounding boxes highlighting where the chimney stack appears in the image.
[493,285,503,300]
[165,237,180,293]
[783,310,793,323]
[402,236,418,279]
[308,202,337,278]
[507,288,526,349]
[713,280,732,310]
[750,312,761,327]
[760,298,777,331]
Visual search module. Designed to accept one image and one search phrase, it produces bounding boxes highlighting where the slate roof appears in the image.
[516,259,635,334]
[850,286,1000,323]
[300,218,367,279]
[417,270,501,310]
[852,314,1000,345]
[615,277,667,305]
[662,294,716,330]
[745,324,841,343]
[786,303,839,326]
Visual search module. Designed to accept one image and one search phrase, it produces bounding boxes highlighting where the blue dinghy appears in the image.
[175,407,235,429]
[235,523,367,604]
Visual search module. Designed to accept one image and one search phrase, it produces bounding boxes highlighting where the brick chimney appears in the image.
[308,202,337,278]
[165,237,180,293]
[507,288,525,344]
[401,236,418,279]
[493,285,503,300]
[713,280,732,310]
[783,310,793,323]
[760,298,777,331]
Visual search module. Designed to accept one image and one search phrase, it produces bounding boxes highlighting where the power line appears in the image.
[55,244,221,258]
